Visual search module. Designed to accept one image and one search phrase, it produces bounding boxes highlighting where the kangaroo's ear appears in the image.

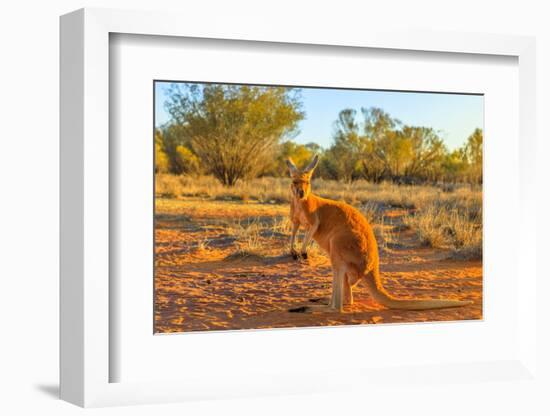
[286,158,298,176]
[303,154,319,174]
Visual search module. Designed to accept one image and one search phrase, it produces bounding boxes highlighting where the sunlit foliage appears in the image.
[157,86,482,186]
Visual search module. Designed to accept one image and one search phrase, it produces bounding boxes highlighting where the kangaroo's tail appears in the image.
[363,268,473,310]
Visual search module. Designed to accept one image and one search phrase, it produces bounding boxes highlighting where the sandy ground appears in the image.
[154,197,482,333]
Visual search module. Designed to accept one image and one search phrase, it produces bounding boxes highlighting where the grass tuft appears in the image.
[156,174,482,260]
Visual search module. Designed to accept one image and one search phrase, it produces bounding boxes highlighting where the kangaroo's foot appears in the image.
[311,304,344,313]
[343,292,353,306]
[301,251,308,260]
[290,248,300,260]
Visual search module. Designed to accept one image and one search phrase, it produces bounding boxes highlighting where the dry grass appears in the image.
[156,173,480,208]
[403,196,482,259]
[194,235,211,252]
[156,174,289,203]
[359,201,384,224]
[222,216,291,258]
[378,217,403,250]
[156,174,482,259]
[228,218,266,256]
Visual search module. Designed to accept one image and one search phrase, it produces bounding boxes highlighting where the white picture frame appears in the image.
[60,7,538,408]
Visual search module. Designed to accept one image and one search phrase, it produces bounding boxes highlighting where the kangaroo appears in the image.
[286,155,473,312]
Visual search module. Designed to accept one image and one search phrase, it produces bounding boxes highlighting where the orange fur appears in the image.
[286,156,473,312]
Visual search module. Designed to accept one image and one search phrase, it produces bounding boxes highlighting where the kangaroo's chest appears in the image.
[291,201,314,227]
[297,210,311,227]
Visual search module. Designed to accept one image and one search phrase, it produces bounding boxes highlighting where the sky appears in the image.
[154,81,483,151]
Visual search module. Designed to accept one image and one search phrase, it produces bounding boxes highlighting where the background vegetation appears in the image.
[155,83,483,186]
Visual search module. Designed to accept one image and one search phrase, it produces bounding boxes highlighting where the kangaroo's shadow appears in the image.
[288,298,329,313]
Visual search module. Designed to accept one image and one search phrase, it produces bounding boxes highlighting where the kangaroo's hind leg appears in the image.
[292,265,346,313]
[343,265,362,305]
[343,276,353,306]
[328,266,346,312]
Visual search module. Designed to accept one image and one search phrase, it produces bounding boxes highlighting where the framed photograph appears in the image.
[152,80,483,334]
[60,8,538,408]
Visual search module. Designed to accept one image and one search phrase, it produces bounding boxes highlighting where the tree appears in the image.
[305,142,324,156]
[442,148,469,183]
[266,140,316,176]
[156,124,199,175]
[402,126,447,182]
[325,109,365,182]
[323,107,477,184]
[175,145,200,176]
[361,107,402,181]
[154,129,170,173]
[164,83,303,186]
[464,128,483,184]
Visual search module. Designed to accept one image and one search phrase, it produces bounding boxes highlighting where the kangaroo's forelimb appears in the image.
[289,221,300,260]
[300,216,318,259]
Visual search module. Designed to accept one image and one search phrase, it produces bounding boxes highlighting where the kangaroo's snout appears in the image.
[298,189,305,199]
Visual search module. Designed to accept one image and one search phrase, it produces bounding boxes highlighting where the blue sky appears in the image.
[155,82,483,151]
